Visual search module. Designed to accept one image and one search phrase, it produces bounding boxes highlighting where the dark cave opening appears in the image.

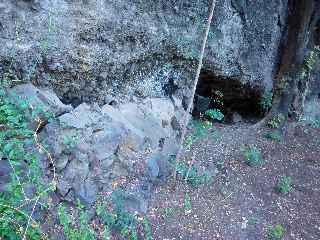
[193,70,263,123]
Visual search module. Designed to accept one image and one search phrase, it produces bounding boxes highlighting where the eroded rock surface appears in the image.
[0,0,288,105]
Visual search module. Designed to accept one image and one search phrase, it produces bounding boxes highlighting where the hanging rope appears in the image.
[173,0,217,182]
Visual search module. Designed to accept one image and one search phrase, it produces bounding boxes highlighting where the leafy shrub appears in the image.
[96,189,153,240]
[0,88,51,239]
[188,119,212,139]
[240,145,263,167]
[205,108,224,121]
[268,224,284,239]
[57,200,96,240]
[175,162,211,187]
[276,176,293,194]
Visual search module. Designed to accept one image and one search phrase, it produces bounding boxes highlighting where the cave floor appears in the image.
[146,121,320,240]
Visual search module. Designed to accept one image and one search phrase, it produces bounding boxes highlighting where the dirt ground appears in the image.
[147,121,320,240]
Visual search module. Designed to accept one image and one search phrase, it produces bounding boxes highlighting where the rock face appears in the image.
[7,84,180,207]
[0,0,290,106]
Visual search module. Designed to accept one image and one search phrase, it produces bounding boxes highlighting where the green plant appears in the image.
[240,145,263,167]
[264,131,282,142]
[57,201,96,240]
[260,91,273,112]
[268,224,284,239]
[175,161,211,187]
[184,193,192,214]
[205,108,224,121]
[0,88,52,239]
[268,114,286,129]
[101,225,111,240]
[276,176,293,194]
[247,217,258,225]
[304,48,319,70]
[189,119,212,139]
[208,30,216,40]
[162,207,174,219]
[311,117,320,128]
[184,135,194,151]
[212,90,224,106]
[96,189,153,240]
[142,217,153,240]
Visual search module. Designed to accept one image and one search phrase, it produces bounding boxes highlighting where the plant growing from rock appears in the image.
[300,46,320,80]
[260,91,273,113]
[311,117,320,129]
[0,87,54,240]
[276,176,293,194]
[240,145,263,167]
[268,224,284,239]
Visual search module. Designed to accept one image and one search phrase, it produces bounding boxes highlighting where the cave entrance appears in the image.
[193,70,263,124]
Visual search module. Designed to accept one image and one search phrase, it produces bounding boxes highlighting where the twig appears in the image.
[220,192,233,203]
[22,195,41,240]
[173,0,217,183]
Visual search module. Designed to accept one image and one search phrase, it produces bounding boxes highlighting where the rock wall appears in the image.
[0,0,288,106]
[2,83,182,210]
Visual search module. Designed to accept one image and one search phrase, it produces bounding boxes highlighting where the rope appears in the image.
[173,0,217,182]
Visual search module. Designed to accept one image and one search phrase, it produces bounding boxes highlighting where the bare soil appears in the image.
[147,121,320,240]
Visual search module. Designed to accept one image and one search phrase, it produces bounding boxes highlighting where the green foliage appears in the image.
[276,176,293,194]
[268,114,286,129]
[142,218,153,240]
[240,145,263,167]
[183,135,194,151]
[176,161,211,187]
[212,90,224,104]
[311,117,320,129]
[57,201,96,240]
[260,91,273,112]
[0,88,51,239]
[189,119,213,139]
[302,46,319,74]
[184,193,192,214]
[161,207,174,219]
[208,30,216,40]
[264,131,282,142]
[268,224,284,239]
[247,217,258,225]
[0,196,43,240]
[96,189,153,240]
[205,109,224,121]
[300,46,319,82]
